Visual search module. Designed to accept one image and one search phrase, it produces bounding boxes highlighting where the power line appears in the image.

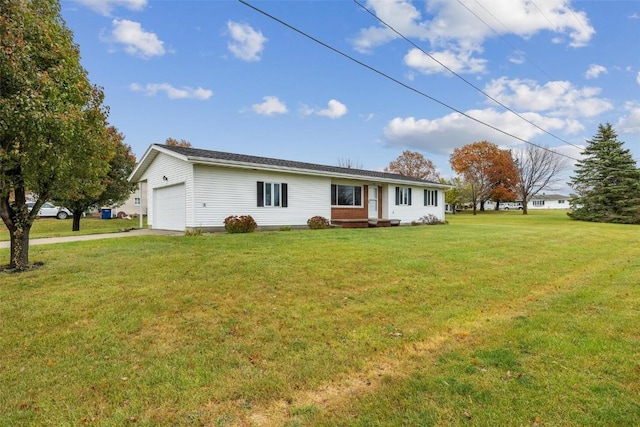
[467,0,573,94]
[354,0,584,153]
[530,0,558,32]
[238,0,579,163]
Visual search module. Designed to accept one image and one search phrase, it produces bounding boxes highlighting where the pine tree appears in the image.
[568,123,640,224]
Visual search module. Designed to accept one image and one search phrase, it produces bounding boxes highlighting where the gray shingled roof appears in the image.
[159,144,442,185]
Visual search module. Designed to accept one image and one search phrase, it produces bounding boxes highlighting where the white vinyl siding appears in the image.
[384,184,445,224]
[193,165,330,228]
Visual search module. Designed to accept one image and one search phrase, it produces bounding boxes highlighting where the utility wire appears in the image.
[238,0,578,163]
[467,0,573,94]
[530,0,558,32]
[355,0,584,153]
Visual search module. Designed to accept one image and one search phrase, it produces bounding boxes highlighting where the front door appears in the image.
[368,186,378,219]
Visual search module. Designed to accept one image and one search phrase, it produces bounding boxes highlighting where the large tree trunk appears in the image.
[9,223,31,270]
[72,210,83,231]
[0,183,36,270]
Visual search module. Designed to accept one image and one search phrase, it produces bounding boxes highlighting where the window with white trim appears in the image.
[395,187,412,206]
[257,182,288,207]
[134,197,141,206]
[532,200,545,206]
[424,189,438,206]
[331,184,362,206]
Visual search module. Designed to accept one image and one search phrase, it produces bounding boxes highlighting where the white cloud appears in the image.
[109,19,165,58]
[354,0,595,51]
[617,102,640,134]
[404,47,487,75]
[300,99,348,118]
[315,100,348,119]
[74,0,146,15]
[382,109,582,156]
[637,71,640,85]
[483,77,613,118]
[585,64,607,79]
[352,0,595,75]
[252,96,288,116]
[227,21,267,62]
[351,0,425,54]
[130,83,213,100]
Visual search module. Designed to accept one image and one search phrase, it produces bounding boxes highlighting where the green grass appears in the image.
[1,210,639,426]
[0,216,145,241]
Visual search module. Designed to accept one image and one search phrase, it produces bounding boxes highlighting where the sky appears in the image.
[60,0,640,193]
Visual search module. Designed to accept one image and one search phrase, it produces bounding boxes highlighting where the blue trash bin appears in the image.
[101,209,112,219]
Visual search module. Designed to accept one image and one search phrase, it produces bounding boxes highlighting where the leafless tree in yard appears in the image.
[337,158,363,169]
[513,145,568,214]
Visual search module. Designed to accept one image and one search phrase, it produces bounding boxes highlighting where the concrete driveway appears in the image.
[0,228,182,249]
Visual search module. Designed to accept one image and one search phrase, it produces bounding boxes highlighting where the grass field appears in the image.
[0,216,145,242]
[1,211,639,426]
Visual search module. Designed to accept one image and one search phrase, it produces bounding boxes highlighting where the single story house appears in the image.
[527,194,571,209]
[484,194,572,211]
[128,144,450,231]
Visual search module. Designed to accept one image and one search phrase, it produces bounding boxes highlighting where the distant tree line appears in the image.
[386,122,640,224]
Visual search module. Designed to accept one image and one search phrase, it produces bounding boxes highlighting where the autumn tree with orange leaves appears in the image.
[449,141,518,215]
[164,138,192,147]
[385,150,440,181]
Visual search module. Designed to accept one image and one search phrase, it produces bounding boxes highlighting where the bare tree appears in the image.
[513,145,567,214]
[337,157,363,169]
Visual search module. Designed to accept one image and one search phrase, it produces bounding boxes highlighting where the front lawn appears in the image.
[0,216,145,241]
[1,211,638,426]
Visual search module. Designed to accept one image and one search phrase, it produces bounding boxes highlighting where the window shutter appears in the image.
[331,184,337,205]
[281,183,288,207]
[408,188,412,205]
[434,191,437,206]
[257,181,264,207]
[424,189,428,206]
[395,187,400,205]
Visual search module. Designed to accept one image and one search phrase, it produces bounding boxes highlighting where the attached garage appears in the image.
[153,183,186,231]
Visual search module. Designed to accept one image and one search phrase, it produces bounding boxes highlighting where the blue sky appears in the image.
[61,0,640,191]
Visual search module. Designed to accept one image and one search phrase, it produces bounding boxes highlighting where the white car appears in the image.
[26,202,72,219]
[501,202,523,210]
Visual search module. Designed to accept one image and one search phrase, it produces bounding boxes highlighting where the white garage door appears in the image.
[153,183,186,231]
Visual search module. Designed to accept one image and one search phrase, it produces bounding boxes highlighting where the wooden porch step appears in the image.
[331,218,401,228]
[331,219,370,228]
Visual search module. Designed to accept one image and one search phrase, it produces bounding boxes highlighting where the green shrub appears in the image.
[224,215,257,233]
[307,216,330,229]
[279,226,292,231]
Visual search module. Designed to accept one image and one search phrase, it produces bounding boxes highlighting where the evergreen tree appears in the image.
[568,123,640,224]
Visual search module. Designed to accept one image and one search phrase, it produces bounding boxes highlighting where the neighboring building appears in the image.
[484,194,571,211]
[116,182,148,217]
[128,144,450,231]
[527,194,571,210]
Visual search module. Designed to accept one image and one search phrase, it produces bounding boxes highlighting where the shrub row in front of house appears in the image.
[223,215,331,233]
